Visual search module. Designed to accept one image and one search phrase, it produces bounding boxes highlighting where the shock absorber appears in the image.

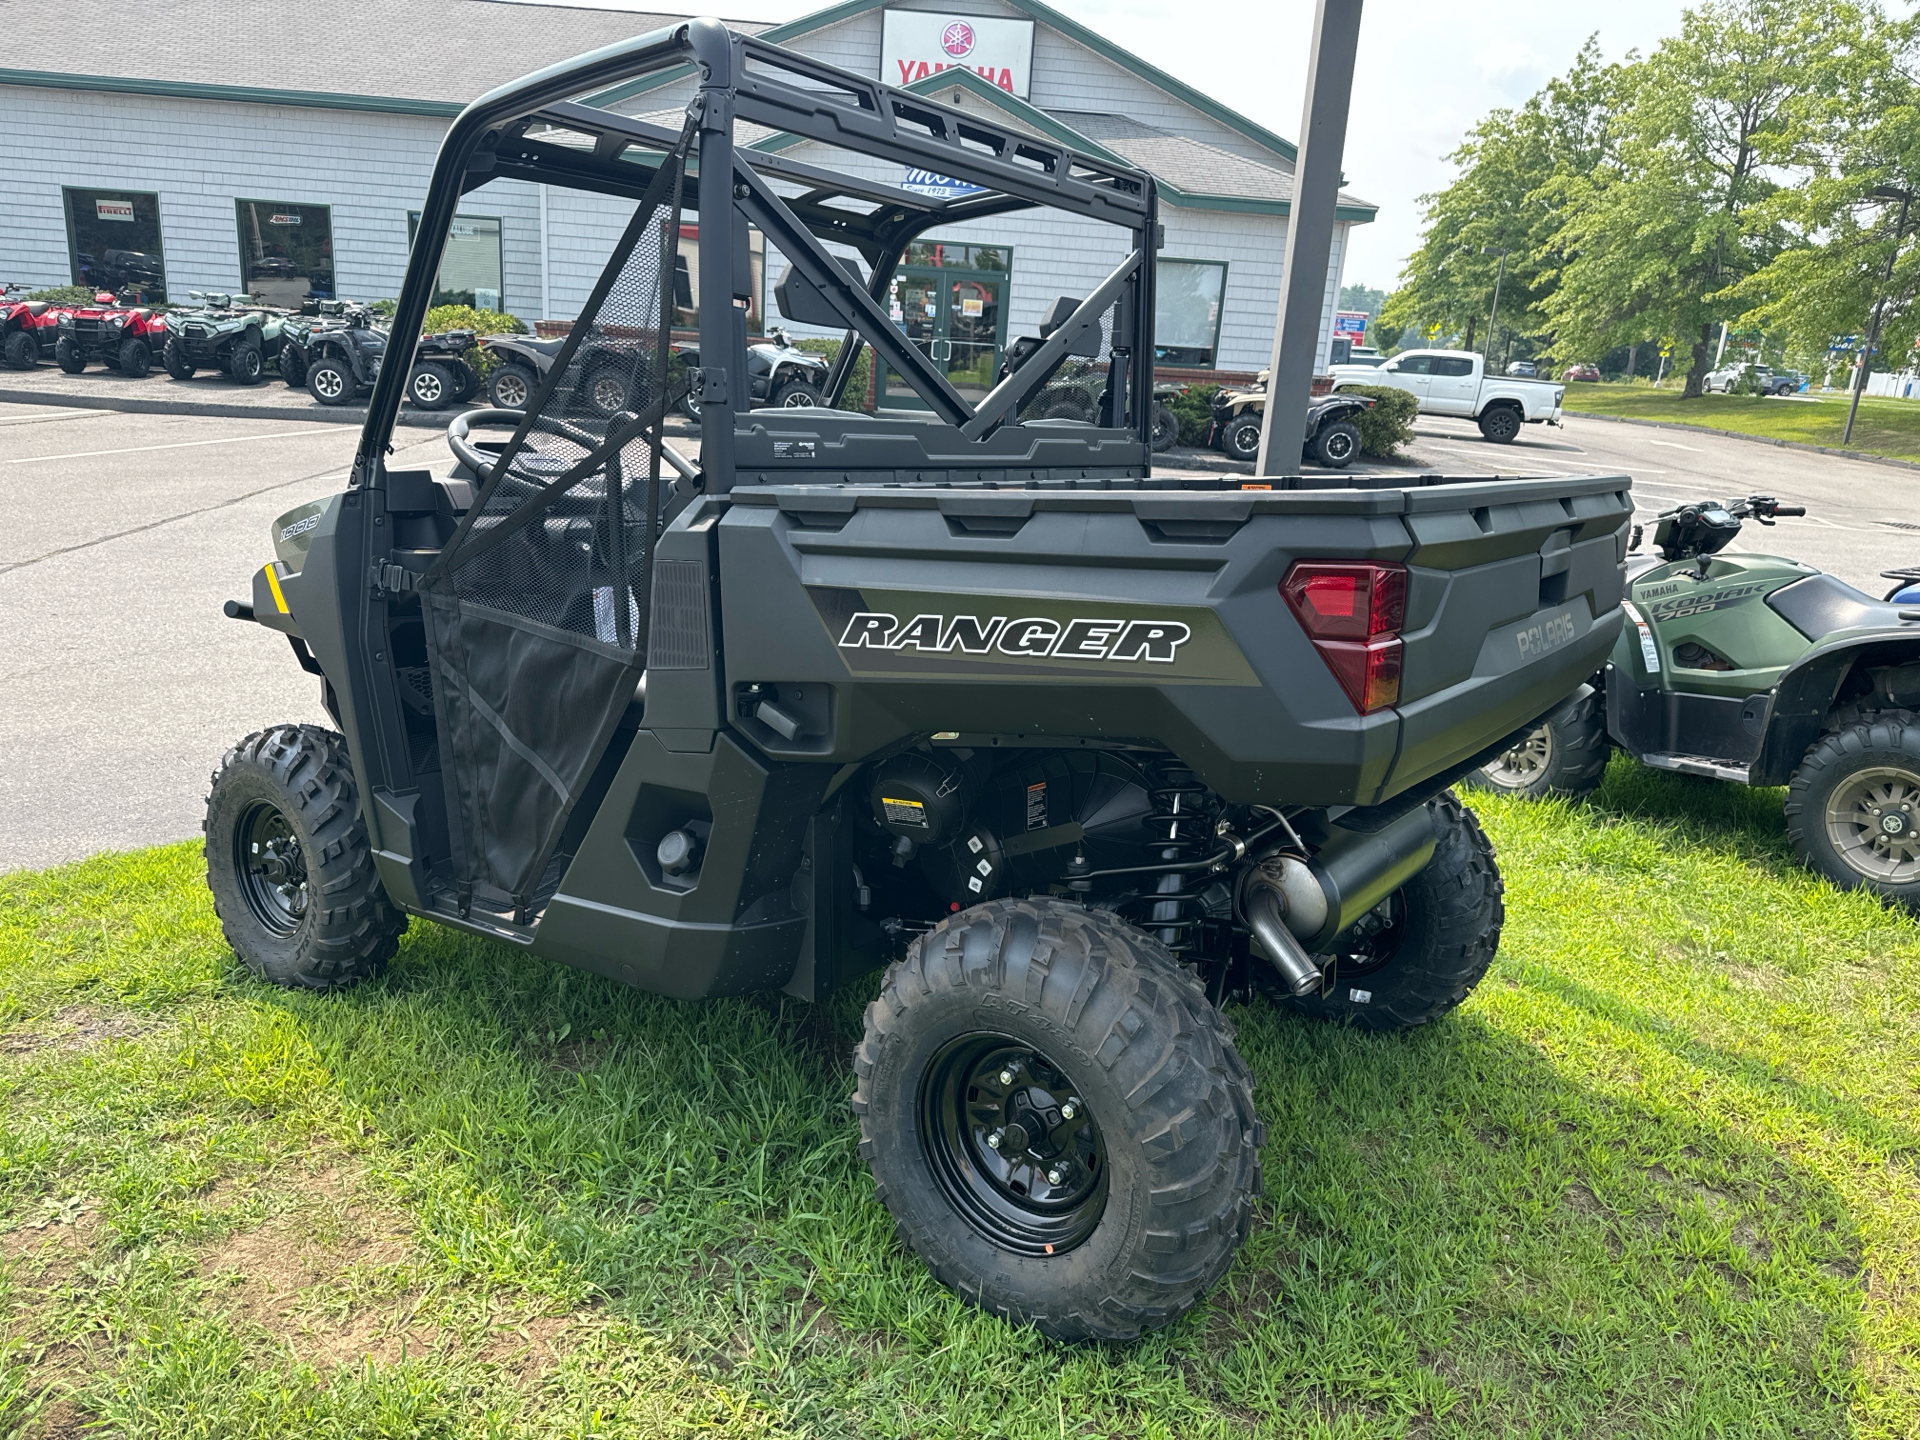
[1143,761,1216,954]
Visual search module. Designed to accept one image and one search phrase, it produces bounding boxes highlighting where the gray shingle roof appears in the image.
[0,0,765,105]
[1055,111,1371,210]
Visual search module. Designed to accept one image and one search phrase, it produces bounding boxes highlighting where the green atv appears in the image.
[1470,494,1920,905]
[161,292,288,385]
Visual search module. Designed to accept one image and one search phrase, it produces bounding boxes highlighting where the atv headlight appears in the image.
[57,314,73,329]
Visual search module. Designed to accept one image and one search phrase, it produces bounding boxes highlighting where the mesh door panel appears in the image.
[1018,303,1115,424]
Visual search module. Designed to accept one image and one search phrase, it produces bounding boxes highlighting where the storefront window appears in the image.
[673,223,765,336]
[62,187,168,303]
[236,199,334,306]
[902,241,1009,271]
[1154,258,1227,367]
[407,212,506,311]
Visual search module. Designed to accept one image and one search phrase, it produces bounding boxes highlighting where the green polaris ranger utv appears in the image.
[205,18,1631,1339]
[1472,493,1920,906]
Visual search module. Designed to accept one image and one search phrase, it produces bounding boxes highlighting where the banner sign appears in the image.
[268,213,302,226]
[95,198,136,222]
[1333,309,1369,336]
[881,10,1035,97]
[901,168,987,200]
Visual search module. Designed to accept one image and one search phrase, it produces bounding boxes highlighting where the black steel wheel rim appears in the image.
[919,1033,1109,1256]
[233,800,309,938]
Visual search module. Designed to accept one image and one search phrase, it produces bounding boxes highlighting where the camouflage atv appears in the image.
[162,292,289,385]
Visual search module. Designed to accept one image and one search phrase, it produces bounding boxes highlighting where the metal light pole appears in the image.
[1481,245,1509,372]
[1844,183,1913,446]
[1256,0,1363,475]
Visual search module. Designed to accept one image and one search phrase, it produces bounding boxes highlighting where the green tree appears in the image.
[1544,0,1868,397]
[1338,283,1387,318]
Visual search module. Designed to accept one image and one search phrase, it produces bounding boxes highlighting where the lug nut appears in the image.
[1046,1166,1065,1185]
[999,1067,1016,1086]
[1061,1101,1077,1121]
[986,1129,1003,1150]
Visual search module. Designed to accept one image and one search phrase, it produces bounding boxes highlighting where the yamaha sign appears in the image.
[880,8,1036,97]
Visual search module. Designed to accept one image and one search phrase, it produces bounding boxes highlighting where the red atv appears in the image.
[1,284,70,370]
[53,291,170,377]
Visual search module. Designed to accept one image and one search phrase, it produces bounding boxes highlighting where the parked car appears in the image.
[1765,369,1806,396]
[162,293,290,384]
[1329,347,1563,443]
[1562,363,1601,382]
[1705,361,1773,394]
[1507,360,1538,378]
[52,291,171,376]
[0,283,71,370]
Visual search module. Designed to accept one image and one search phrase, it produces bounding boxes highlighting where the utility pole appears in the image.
[1256,0,1363,475]
[1481,245,1509,373]
[1844,183,1913,446]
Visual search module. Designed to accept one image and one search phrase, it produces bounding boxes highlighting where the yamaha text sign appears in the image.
[881,9,1036,97]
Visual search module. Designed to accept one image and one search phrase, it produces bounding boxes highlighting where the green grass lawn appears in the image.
[3,760,1919,1438]
[1561,381,1920,463]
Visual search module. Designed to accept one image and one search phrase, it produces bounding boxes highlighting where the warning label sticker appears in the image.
[882,796,930,828]
[1025,781,1048,831]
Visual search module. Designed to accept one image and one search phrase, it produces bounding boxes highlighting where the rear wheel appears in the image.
[204,726,405,990]
[228,337,264,385]
[1265,792,1504,1031]
[54,336,86,374]
[586,365,631,416]
[1477,405,1521,443]
[117,337,152,377]
[1149,400,1179,452]
[1220,411,1263,462]
[306,358,354,406]
[163,336,195,379]
[1463,690,1609,800]
[853,898,1261,1341]
[279,346,307,388]
[407,361,455,410]
[1786,710,1920,907]
[4,329,39,370]
[487,362,538,410]
[1308,418,1361,468]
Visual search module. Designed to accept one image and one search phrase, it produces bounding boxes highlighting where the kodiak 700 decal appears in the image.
[806,586,1259,683]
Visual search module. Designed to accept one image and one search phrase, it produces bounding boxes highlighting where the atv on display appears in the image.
[162,293,289,384]
[1208,374,1373,468]
[294,304,480,411]
[1470,495,1920,906]
[1,283,71,370]
[478,331,570,410]
[207,21,1629,1342]
[52,290,171,376]
[671,324,830,419]
[1148,380,1183,453]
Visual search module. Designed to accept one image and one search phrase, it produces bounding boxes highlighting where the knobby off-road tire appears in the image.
[1271,792,1505,1032]
[54,335,86,374]
[487,362,537,410]
[408,361,455,410]
[307,358,354,406]
[204,725,405,990]
[1309,419,1362,468]
[4,329,40,370]
[1477,405,1522,443]
[162,336,195,379]
[1220,411,1263,462]
[1149,400,1179,453]
[117,337,152,377]
[1463,689,1609,801]
[852,898,1263,1342]
[1785,708,1920,908]
[770,379,823,408]
[228,337,265,385]
[279,346,308,389]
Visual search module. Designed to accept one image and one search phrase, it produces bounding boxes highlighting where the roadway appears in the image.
[0,401,1911,871]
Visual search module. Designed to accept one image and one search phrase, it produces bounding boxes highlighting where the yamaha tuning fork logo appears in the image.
[940,20,976,56]
[838,610,1192,663]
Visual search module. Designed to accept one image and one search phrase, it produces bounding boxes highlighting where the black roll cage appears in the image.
[352,16,1159,495]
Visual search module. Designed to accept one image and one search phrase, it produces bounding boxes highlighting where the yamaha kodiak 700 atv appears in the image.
[52,290,171,376]
[1208,372,1373,469]
[1471,494,1920,906]
[206,21,1630,1341]
[669,323,829,419]
[162,293,289,384]
[294,303,480,411]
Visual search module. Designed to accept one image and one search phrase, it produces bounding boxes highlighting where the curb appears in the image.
[1564,408,1920,474]
[0,384,457,429]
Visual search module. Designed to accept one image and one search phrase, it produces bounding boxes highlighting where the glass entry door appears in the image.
[879,246,1011,411]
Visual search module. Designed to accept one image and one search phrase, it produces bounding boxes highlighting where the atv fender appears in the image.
[1750,632,1920,785]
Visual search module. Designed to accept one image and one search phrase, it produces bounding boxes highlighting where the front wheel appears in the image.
[278,346,307,388]
[306,358,355,406]
[1462,690,1609,801]
[162,336,195,380]
[586,365,630,416]
[1266,792,1505,1031]
[407,361,455,410]
[55,336,86,374]
[1785,710,1920,907]
[227,338,264,385]
[770,379,823,408]
[4,329,40,370]
[117,337,152,377]
[853,898,1262,1341]
[204,726,406,990]
[1149,400,1179,452]
[1220,411,1263,462]
[487,362,538,410]
[1308,418,1362,468]
[1477,406,1521,443]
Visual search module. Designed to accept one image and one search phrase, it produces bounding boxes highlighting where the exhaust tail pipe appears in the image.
[1242,802,1441,986]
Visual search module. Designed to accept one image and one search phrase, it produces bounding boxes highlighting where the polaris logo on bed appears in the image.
[838,611,1192,663]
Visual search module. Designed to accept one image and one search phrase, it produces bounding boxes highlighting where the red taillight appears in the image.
[1281,561,1408,713]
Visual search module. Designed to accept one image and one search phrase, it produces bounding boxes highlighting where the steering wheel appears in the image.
[447,407,700,484]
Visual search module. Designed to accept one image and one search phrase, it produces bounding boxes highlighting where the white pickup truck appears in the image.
[1328,348,1563,443]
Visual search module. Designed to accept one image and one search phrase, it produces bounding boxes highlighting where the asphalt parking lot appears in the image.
[0,399,1910,871]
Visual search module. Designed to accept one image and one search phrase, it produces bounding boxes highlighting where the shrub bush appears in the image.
[790,335,876,413]
[1164,383,1220,447]
[420,304,526,378]
[1340,384,1418,456]
[25,285,98,306]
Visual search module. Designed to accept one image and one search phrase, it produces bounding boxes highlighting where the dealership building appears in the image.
[0,0,1375,382]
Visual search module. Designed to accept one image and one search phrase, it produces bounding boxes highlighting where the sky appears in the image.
[502,0,1692,288]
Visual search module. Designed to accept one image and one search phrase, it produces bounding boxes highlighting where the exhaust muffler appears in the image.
[1242,803,1440,988]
